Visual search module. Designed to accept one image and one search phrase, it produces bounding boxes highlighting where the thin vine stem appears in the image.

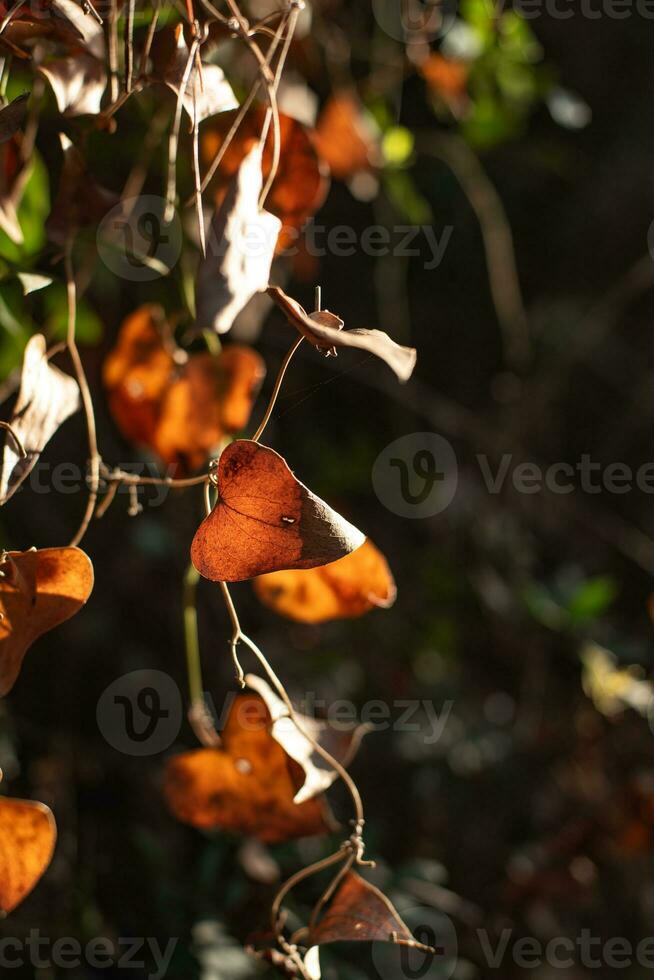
[259,4,300,208]
[65,246,101,549]
[183,563,203,704]
[270,848,349,948]
[239,631,366,829]
[0,421,25,458]
[195,9,287,199]
[251,336,303,442]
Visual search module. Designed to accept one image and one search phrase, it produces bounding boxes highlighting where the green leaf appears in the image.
[567,576,618,624]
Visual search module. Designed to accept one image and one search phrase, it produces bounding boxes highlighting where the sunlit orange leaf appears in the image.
[0,797,56,914]
[253,539,396,624]
[103,305,265,474]
[201,106,328,251]
[245,674,367,804]
[191,440,365,582]
[420,54,469,114]
[46,133,117,245]
[0,94,28,144]
[0,547,94,696]
[308,871,437,951]
[0,333,80,504]
[268,285,417,382]
[314,92,381,179]
[164,694,335,843]
[195,144,281,334]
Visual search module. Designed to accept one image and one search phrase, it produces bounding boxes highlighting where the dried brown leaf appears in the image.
[195,143,281,334]
[163,28,237,123]
[308,872,437,952]
[190,440,365,582]
[254,539,396,623]
[0,547,94,696]
[0,93,28,144]
[164,694,335,843]
[39,54,107,116]
[245,674,367,805]
[314,92,381,179]
[201,107,328,252]
[46,133,117,245]
[267,285,417,382]
[0,334,80,504]
[103,305,265,474]
[0,797,56,914]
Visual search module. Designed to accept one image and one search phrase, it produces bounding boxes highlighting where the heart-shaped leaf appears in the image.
[103,305,265,474]
[0,797,56,914]
[267,286,417,382]
[244,674,367,805]
[191,440,365,582]
[0,333,80,505]
[308,872,437,952]
[195,143,281,334]
[164,693,336,843]
[253,539,396,623]
[0,547,94,696]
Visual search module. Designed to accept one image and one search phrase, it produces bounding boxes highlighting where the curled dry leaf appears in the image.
[245,674,368,805]
[308,871,437,952]
[0,547,94,696]
[103,305,265,475]
[46,133,117,246]
[191,440,365,582]
[0,797,57,914]
[164,694,335,843]
[0,0,104,56]
[254,538,396,624]
[0,93,29,144]
[201,107,328,251]
[195,143,281,334]
[163,26,238,123]
[39,54,107,116]
[0,333,80,505]
[314,91,381,180]
[267,286,417,383]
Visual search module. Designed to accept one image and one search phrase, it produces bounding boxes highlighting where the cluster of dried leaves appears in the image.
[0,2,427,974]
